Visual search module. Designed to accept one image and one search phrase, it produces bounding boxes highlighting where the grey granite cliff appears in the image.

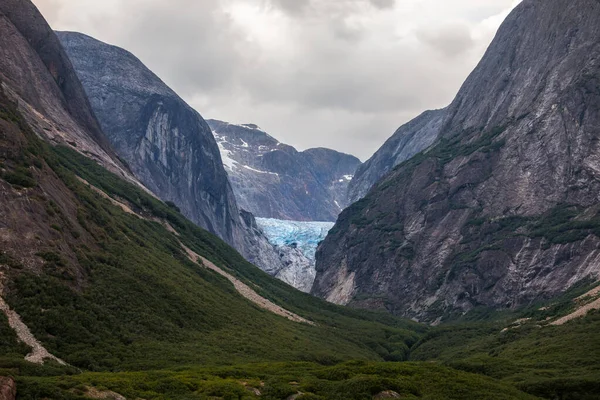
[313,0,600,322]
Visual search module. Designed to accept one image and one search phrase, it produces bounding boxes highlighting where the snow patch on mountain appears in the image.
[214,132,238,171]
[242,165,279,176]
[208,119,360,221]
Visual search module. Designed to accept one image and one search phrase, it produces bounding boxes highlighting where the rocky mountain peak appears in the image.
[57,31,290,278]
[348,108,446,203]
[0,0,135,183]
[313,0,600,322]
[208,119,360,221]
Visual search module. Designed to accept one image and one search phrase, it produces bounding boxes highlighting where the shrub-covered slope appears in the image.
[0,89,423,371]
[0,79,557,400]
[410,283,600,400]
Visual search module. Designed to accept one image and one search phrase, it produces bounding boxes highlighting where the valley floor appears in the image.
[9,361,539,400]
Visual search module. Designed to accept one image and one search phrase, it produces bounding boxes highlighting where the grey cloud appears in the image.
[369,0,395,9]
[271,0,311,15]
[32,0,516,159]
[114,0,247,97]
[330,18,366,42]
[416,24,475,58]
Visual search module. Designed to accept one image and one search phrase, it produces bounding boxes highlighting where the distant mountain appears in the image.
[56,31,285,274]
[208,120,360,221]
[347,109,445,203]
[314,0,600,322]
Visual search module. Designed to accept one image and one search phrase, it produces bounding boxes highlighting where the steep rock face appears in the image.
[208,120,360,221]
[238,210,313,292]
[0,0,132,182]
[0,377,16,400]
[57,32,282,273]
[347,109,445,203]
[313,0,600,322]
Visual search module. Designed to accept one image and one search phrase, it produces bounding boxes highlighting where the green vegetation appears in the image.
[0,314,29,358]
[14,362,538,400]
[337,125,508,231]
[411,288,600,400]
[1,142,424,372]
[388,125,507,176]
[2,166,36,188]
[2,91,599,399]
[452,203,600,278]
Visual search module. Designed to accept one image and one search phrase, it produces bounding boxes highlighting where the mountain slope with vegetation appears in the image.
[56,31,286,276]
[1,82,545,400]
[314,0,600,322]
[1,1,599,399]
[3,65,600,399]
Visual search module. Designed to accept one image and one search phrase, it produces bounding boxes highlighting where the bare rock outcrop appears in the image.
[0,0,135,184]
[314,0,600,322]
[348,109,445,203]
[56,31,286,274]
[0,377,16,400]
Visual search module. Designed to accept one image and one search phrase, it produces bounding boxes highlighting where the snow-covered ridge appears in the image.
[213,131,280,176]
[214,132,238,170]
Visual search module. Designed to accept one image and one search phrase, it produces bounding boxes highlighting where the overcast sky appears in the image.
[33,0,520,160]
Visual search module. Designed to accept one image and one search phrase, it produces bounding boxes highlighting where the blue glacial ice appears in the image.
[256,218,334,261]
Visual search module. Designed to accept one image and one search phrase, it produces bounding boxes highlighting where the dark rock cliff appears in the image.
[0,0,131,180]
[208,120,360,221]
[313,0,600,322]
[56,32,283,272]
[348,109,445,203]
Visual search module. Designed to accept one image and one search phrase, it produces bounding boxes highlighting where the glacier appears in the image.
[256,218,334,261]
[256,218,334,293]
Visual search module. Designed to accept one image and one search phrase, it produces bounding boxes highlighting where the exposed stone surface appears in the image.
[0,0,135,185]
[84,387,126,400]
[273,246,315,293]
[209,120,360,221]
[0,273,66,365]
[373,391,401,399]
[551,285,600,326]
[314,0,600,322]
[348,109,445,203]
[0,377,16,400]
[182,244,313,324]
[57,31,285,274]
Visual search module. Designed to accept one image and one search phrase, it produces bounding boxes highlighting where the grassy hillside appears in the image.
[410,284,600,400]
[0,89,424,372]
[14,362,539,400]
[1,87,598,399]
